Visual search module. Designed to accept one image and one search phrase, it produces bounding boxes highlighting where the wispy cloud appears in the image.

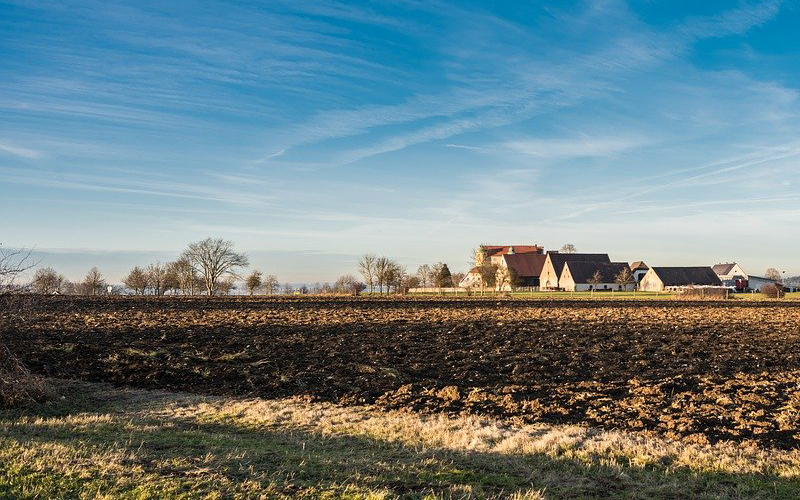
[0,141,44,159]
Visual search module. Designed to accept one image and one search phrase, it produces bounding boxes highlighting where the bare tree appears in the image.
[170,257,198,295]
[163,263,181,294]
[0,245,36,292]
[374,256,393,294]
[478,263,498,291]
[146,262,168,295]
[615,267,634,291]
[31,267,65,295]
[587,270,603,296]
[282,282,294,295]
[386,262,406,294]
[81,267,106,296]
[217,277,236,296]
[334,274,365,295]
[246,270,263,295]
[450,272,465,288]
[123,266,148,295]
[765,268,783,283]
[560,244,577,254]
[181,238,249,296]
[264,275,280,295]
[358,253,377,293]
[416,264,432,288]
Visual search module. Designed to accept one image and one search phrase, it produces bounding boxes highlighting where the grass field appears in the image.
[3,380,800,499]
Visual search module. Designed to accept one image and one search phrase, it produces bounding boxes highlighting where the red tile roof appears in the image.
[483,245,544,257]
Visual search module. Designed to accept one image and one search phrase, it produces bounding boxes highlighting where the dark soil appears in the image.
[4,295,800,449]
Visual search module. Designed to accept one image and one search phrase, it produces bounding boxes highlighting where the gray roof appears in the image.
[547,252,611,274]
[712,263,737,275]
[564,261,630,283]
[651,267,722,286]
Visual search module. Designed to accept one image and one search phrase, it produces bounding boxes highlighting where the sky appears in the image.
[1,0,799,284]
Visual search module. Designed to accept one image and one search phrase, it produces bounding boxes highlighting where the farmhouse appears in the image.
[540,252,611,290]
[496,252,548,290]
[712,262,748,287]
[746,275,779,291]
[639,267,722,292]
[462,244,545,289]
[630,261,649,283]
[559,261,634,292]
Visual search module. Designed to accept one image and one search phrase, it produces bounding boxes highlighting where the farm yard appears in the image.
[3,295,800,498]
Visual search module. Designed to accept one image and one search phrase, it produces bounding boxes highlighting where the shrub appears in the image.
[0,294,51,407]
[761,283,785,299]
[0,344,50,407]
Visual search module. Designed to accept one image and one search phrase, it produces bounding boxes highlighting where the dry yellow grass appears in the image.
[1,380,799,499]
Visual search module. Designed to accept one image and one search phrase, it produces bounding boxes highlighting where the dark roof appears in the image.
[651,267,722,286]
[503,253,548,278]
[563,261,629,283]
[547,253,611,273]
[630,261,649,271]
[712,263,737,275]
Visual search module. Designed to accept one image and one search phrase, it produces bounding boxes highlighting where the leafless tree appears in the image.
[495,266,513,291]
[334,274,365,295]
[405,275,421,289]
[358,253,377,293]
[30,267,66,294]
[217,277,236,296]
[163,263,181,294]
[587,270,603,296]
[246,270,263,295]
[170,258,198,295]
[765,268,783,283]
[560,244,577,254]
[416,264,432,287]
[181,238,249,296]
[615,267,634,291]
[123,266,148,295]
[82,267,106,296]
[386,262,406,294]
[282,282,294,295]
[264,275,280,295]
[0,245,36,292]
[478,263,498,290]
[146,262,168,295]
[373,256,392,294]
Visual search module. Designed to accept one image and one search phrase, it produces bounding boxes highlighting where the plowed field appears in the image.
[4,296,800,449]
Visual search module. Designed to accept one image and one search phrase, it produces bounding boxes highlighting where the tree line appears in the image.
[357,254,462,293]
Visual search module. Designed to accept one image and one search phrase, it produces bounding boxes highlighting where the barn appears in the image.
[559,261,634,292]
[639,267,723,292]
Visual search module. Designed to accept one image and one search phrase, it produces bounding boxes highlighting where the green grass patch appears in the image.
[1,380,799,499]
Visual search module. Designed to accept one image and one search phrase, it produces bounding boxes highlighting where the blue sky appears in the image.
[1,0,799,283]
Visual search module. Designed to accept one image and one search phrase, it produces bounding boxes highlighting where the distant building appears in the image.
[745,275,778,291]
[639,267,723,292]
[496,252,549,290]
[712,262,748,288]
[629,261,650,283]
[463,245,545,289]
[540,252,611,290]
[477,245,544,267]
[559,261,634,292]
